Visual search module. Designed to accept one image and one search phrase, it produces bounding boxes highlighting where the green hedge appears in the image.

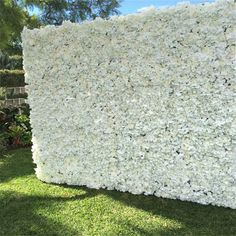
[0,87,5,100]
[6,93,27,99]
[8,55,23,70]
[0,69,24,77]
[0,70,25,87]
[0,53,23,70]
[0,84,27,100]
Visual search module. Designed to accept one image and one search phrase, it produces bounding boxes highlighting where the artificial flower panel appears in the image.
[22,0,236,208]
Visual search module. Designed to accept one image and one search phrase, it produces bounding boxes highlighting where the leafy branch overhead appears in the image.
[0,0,39,49]
[0,0,122,49]
[25,0,121,25]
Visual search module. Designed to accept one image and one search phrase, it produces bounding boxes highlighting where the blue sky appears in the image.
[119,0,215,14]
[30,0,216,17]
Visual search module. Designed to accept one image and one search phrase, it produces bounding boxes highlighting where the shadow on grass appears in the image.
[1,148,236,235]
[0,190,80,236]
[63,185,236,236]
[0,148,34,183]
[1,187,235,236]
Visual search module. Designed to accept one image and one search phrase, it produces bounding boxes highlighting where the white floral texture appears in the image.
[22,0,236,208]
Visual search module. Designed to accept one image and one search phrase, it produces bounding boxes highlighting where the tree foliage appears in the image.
[25,0,121,25]
[0,0,40,50]
[0,0,121,49]
[0,0,24,49]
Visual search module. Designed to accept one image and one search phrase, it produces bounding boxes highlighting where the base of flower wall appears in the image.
[22,0,236,209]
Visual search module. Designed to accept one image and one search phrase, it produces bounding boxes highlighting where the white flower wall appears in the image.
[22,0,236,208]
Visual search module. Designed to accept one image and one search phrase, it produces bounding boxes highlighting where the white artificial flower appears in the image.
[21,0,236,209]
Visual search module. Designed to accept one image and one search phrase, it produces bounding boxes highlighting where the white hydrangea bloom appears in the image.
[22,0,236,209]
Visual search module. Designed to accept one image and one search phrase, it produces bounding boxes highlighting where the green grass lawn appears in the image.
[0,148,235,236]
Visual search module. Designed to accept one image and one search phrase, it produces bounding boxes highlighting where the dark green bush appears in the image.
[8,124,29,146]
[8,55,23,70]
[6,92,27,99]
[0,52,22,70]
[0,70,25,87]
[0,133,7,155]
[0,104,31,148]
[0,87,6,100]
[0,52,9,70]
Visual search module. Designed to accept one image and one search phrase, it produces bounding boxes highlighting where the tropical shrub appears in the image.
[0,52,22,70]
[0,104,31,148]
[0,133,7,155]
